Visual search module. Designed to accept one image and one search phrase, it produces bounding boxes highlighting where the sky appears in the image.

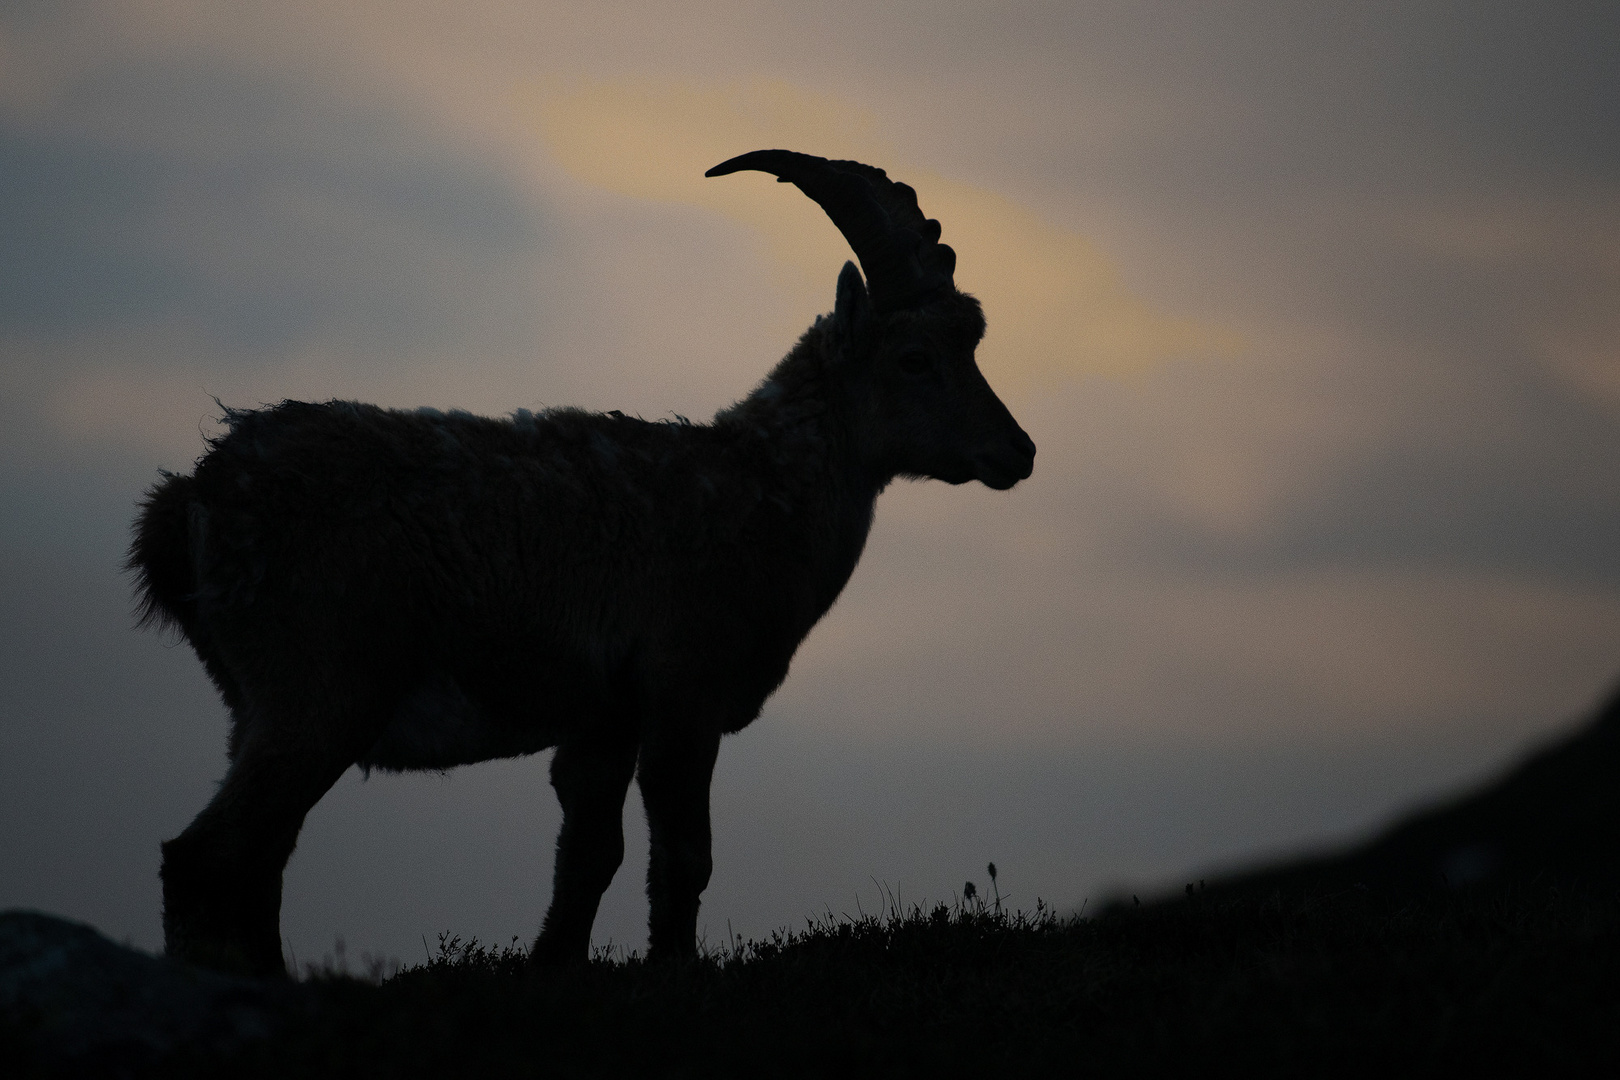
[2,1,1618,965]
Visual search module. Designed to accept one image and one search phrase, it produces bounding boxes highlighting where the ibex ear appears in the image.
[832,260,872,359]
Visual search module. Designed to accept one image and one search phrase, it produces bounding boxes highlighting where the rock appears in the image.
[0,911,299,1075]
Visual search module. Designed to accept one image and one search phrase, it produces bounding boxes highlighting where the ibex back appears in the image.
[129,150,1036,976]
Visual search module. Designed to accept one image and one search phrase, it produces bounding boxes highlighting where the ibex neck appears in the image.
[714,337,884,621]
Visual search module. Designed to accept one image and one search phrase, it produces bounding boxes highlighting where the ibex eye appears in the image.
[897,349,932,374]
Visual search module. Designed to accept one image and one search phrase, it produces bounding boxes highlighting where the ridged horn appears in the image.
[705,149,957,312]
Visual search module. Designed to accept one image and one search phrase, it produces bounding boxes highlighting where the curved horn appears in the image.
[705,149,956,312]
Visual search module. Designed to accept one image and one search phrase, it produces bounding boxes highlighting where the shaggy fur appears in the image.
[131,244,1034,976]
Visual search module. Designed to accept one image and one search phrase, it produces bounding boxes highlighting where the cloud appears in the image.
[523,78,1239,382]
[0,54,569,460]
[0,60,547,361]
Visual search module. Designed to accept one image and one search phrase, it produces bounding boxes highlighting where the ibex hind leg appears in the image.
[161,686,382,977]
[638,729,721,962]
[531,726,640,966]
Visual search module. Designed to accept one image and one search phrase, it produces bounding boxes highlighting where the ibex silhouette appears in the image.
[129,150,1036,976]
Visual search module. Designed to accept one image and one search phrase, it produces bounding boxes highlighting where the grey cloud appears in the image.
[0,61,545,361]
[1275,454,1620,584]
[1063,343,1620,585]
[1014,9,1620,592]
[1135,426,1620,585]
[1010,1,1620,202]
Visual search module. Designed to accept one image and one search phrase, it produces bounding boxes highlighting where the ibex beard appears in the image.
[129,150,1036,977]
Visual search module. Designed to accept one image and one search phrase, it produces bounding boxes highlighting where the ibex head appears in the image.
[708,150,1036,491]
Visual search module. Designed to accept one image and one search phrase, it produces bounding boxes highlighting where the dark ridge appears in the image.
[1202,678,1620,898]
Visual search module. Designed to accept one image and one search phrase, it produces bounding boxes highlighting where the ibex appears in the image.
[129,150,1036,976]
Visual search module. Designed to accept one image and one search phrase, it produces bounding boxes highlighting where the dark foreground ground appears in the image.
[6,686,1620,1076]
[9,884,1615,1077]
[213,887,1620,1075]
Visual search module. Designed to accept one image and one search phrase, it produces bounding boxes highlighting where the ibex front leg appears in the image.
[531,727,639,966]
[638,728,721,961]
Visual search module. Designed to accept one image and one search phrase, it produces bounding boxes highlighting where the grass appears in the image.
[178,880,1620,1077]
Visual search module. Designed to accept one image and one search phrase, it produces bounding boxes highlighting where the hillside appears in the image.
[7,684,1620,1075]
